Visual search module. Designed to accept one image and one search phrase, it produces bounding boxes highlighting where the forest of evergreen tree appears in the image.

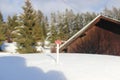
[0,0,120,53]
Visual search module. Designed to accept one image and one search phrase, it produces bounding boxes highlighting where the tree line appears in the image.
[0,0,120,53]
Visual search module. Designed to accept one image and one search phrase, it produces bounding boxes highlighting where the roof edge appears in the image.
[59,15,102,51]
[59,15,120,52]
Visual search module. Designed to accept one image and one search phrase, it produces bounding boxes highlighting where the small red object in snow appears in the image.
[55,40,62,44]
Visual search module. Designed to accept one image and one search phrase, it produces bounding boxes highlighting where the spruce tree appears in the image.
[102,7,120,20]
[57,12,67,41]
[0,12,3,22]
[6,15,19,43]
[72,14,83,34]
[0,26,5,45]
[58,9,75,40]
[16,0,44,53]
[49,13,58,43]
[49,9,97,43]
[41,16,47,42]
[0,12,5,45]
[35,10,47,47]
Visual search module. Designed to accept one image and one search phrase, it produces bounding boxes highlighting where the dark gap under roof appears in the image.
[96,19,120,35]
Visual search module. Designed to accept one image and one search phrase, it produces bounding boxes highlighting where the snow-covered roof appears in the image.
[59,15,120,52]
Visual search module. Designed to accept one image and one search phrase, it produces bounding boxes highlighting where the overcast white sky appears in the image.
[0,0,120,20]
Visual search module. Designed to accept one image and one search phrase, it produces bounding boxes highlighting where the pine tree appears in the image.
[48,13,58,43]
[0,12,3,22]
[55,11,66,41]
[102,7,120,20]
[58,9,75,40]
[16,0,38,53]
[41,16,48,42]
[49,9,97,43]
[35,10,47,47]
[0,12,5,45]
[82,12,97,26]
[32,10,43,43]
[102,7,113,18]
[73,13,84,34]
[6,15,19,43]
[48,10,75,42]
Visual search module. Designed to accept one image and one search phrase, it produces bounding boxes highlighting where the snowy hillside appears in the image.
[0,53,120,80]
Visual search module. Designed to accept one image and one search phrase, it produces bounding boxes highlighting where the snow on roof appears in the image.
[59,15,120,51]
[0,53,120,80]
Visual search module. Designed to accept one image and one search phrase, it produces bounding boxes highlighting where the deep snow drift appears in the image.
[0,53,120,80]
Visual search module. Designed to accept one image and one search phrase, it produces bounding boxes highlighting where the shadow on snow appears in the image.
[0,56,67,80]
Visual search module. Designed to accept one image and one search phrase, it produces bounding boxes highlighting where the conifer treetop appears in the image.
[25,0,29,2]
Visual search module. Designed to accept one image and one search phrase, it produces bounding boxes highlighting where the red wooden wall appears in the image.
[67,19,120,56]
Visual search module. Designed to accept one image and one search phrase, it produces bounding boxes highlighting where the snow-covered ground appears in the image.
[1,42,17,53]
[0,53,120,80]
[0,41,51,53]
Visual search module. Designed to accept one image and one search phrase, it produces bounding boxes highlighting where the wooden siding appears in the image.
[66,19,120,56]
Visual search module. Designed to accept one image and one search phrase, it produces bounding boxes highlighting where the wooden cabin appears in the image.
[59,15,120,56]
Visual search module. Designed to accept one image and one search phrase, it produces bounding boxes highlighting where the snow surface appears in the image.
[0,53,120,80]
[1,42,17,53]
[0,42,51,53]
